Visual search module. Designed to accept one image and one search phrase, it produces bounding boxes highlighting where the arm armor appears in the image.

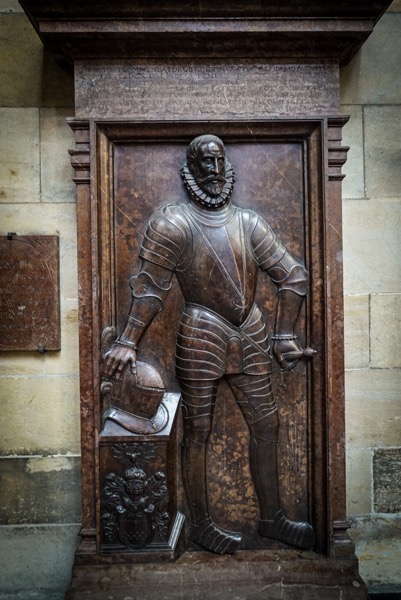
[266,251,309,297]
[250,212,309,296]
[250,212,286,270]
[118,262,173,348]
[250,213,309,336]
[139,204,189,271]
[129,270,172,306]
[118,203,187,348]
[268,254,309,337]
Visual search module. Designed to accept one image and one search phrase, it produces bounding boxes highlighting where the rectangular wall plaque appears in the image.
[0,235,60,351]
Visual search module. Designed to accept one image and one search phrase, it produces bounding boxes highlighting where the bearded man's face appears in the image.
[191,140,226,197]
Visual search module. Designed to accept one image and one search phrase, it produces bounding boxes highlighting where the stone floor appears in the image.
[368,594,401,599]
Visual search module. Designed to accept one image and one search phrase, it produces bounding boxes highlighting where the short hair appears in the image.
[186,134,225,167]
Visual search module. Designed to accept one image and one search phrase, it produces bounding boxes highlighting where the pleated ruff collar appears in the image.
[180,161,235,210]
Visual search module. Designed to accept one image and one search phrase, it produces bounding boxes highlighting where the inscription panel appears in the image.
[0,235,60,351]
[76,60,339,118]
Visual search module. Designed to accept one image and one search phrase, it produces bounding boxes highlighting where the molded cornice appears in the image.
[19,0,392,65]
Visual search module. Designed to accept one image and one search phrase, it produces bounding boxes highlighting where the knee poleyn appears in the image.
[249,417,279,443]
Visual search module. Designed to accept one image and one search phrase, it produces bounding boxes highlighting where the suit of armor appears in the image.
[105,135,314,553]
[140,202,294,377]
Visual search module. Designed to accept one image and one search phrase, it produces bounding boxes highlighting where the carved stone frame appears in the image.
[68,116,350,561]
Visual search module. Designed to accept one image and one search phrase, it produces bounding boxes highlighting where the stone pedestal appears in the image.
[66,551,367,600]
[19,2,392,598]
[98,393,183,560]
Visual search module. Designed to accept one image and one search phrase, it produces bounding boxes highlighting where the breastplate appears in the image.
[176,206,259,326]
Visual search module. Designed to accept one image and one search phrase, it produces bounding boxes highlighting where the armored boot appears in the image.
[249,423,314,550]
[181,435,241,554]
[258,508,314,549]
[189,516,242,555]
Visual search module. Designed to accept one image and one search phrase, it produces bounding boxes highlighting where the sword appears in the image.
[282,347,317,361]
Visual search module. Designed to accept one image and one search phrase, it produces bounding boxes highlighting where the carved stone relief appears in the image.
[103,135,316,554]
[101,443,170,551]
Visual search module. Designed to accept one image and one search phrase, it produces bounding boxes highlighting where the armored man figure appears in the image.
[104,135,315,554]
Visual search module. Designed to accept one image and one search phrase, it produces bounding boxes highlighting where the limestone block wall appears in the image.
[341,0,401,591]
[0,2,80,598]
[0,0,399,597]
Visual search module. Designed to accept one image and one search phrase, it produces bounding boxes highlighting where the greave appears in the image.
[181,435,241,554]
[181,436,210,525]
[248,433,280,521]
[249,427,314,549]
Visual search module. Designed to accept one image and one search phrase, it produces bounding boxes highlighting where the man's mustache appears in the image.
[197,174,226,185]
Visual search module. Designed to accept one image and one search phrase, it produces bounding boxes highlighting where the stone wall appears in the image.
[0,0,399,597]
[0,2,80,598]
[341,0,401,592]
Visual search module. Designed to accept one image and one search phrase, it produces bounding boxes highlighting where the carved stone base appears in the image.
[97,392,184,559]
[65,550,368,600]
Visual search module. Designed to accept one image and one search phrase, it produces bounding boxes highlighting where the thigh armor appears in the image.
[176,303,272,380]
